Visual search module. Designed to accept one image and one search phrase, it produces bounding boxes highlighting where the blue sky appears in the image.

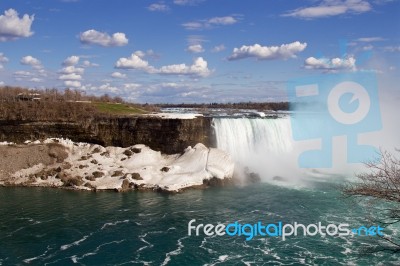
[0,0,398,103]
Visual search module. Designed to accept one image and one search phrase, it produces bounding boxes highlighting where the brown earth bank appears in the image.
[0,143,67,180]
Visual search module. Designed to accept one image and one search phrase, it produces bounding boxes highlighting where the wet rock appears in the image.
[160,166,170,172]
[92,171,104,178]
[112,170,124,177]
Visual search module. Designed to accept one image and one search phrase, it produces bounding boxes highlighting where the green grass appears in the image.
[92,102,148,115]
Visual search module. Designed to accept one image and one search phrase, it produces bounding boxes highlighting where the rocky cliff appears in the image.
[0,117,214,154]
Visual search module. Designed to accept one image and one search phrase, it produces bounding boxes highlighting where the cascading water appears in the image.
[213,117,299,181]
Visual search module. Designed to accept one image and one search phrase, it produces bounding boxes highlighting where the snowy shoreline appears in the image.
[0,139,234,192]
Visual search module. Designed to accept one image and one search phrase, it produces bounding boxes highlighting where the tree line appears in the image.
[156,102,289,111]
[0,86,144,121]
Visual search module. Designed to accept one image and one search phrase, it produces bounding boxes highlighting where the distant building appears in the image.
[16,93,41,101]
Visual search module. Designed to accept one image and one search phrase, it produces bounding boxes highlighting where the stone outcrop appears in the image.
[0,116,213,154]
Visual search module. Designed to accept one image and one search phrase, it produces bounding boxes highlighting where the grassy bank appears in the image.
[92,102,148,115]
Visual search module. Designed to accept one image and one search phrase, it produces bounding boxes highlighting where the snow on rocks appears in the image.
[143,113,203,119]
[4,138,234,192]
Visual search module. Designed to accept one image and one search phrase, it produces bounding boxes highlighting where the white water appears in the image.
[213,117,302,182]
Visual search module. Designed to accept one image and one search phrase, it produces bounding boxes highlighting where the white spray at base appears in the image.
[212,117,371,185]
[213,117,302,184]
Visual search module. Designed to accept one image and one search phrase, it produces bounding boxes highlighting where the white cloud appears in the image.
[62,55,79,66]
[0,9,34,41]
[212,44,226,52]
[383,46,400,52]
[99,83,118,92]
[173,0,204,5]
[21,55,40,65]
[59,66,84,75]
[159,57,211,77]
[130,50,159,59]
[115,52,212,77]
[0,53,9,63]
[0,81,4,86]
[14,70,32,77]
[182,15,240,30]
[124,83,141,90]
[20,55,42,69]
[356,37,385,42]
[304,56,357,70]
[208,16,237,25]
[80,29,128,47]
[59,62,84,85]
[82,60,99,67]
[283,0,372,19]
[362,45,374,51]
[186,44,204,53]
[64,80,81,88]
[30,77,42,83]
[182,22,204,30]
[115,53,156,72]
[228,41,307,61]
[111,72,126,79]
[59,73,82,80]
[0,53,9,69]
[148,3,170,12]
[134,50,146,58]
[38,69,47,77]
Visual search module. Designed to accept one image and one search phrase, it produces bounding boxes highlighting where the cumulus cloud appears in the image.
[111,71,126,79]
[0,53,9,63]
[148,3,170,12]
[98,83,119,92]
[80,29,128,47]
[158,57,211,77]
[59,66,84,75]
[62,55,79,66]
[59,62,85,87]
[208,16,237,25]
[283,0,371,19]
[212,44,226,52]
[0,53,9,69]
[115,53,155,72]
[20,55,42,69]
[186,44,204,53]
[13,70,33,80]
[304,56,357,71]
[64,80,81,88]
[0,9,34,41]
[124,83,141,90]
[182,15,240,30]
[30,77,42,83]
[59,73,82,80]
[228,41,307,61]
[115,52,212,77]
[82,60,99,67]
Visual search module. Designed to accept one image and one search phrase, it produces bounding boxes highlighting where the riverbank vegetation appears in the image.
[0,86,157,121]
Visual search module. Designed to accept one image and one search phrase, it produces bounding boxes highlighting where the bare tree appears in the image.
[343,149,400,253]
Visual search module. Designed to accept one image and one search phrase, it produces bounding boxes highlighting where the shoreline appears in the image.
[0,139,235,193]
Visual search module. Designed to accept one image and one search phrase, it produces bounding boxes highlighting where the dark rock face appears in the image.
[0,117,213,154]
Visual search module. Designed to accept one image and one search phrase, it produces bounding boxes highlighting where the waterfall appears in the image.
[213,117,297,180]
